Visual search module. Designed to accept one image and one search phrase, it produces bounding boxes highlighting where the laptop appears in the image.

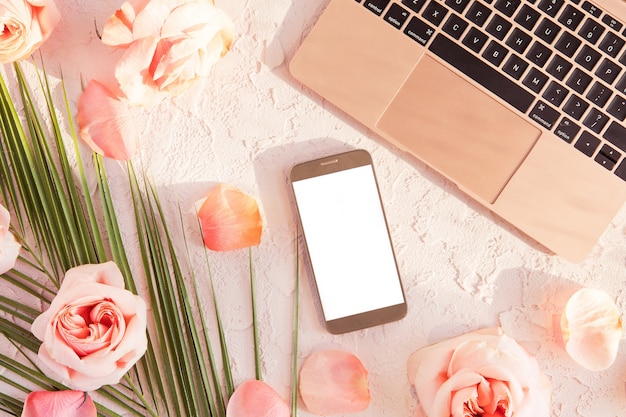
[289,0,626,262]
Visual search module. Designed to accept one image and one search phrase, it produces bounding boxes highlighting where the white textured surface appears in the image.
[4,0,626,416]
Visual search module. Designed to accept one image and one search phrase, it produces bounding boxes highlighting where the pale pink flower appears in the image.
[198,184,263,251]
[101,0,235,106]
[407,328,552,417]
[31,262,148,391]
[226,380,290,417]
[299,350,370,415]
[21,391,96,417]
[561,288,623,371]
[0,203,21,274]
[0,0,60,63]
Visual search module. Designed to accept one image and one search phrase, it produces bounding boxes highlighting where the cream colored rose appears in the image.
[101,0,235,105]
[0,0,60,63]
[0,203,21,274]
[407,328,552,417]
[31,262,148,391]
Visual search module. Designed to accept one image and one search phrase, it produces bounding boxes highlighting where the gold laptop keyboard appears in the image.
[359,0,626,182]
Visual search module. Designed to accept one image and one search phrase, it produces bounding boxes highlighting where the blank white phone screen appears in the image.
[293,165,404,321]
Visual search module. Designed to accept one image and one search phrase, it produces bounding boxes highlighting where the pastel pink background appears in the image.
[1,0,626,416]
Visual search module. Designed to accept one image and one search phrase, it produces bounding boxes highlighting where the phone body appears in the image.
[290,149,407,334]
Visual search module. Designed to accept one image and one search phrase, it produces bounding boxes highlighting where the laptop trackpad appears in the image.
[376,54,541,204]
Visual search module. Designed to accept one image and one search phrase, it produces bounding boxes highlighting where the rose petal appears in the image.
[77,80,139,160]
[198,184,263,251]
[299,350,370,415]
[21,391,97,417]
[115,36,164,105]
[0,203,21,274]
[226,380,289,417]
[561,288,623,371]
[101,0,157,47]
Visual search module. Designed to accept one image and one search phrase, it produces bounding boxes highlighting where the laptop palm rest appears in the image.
[376,54,541,204]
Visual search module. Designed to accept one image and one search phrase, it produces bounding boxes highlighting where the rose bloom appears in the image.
[0,0,60,63]
[101,0,235,105]
[31,262,148,391]
[407,328,552,417]
[0,203,21,274]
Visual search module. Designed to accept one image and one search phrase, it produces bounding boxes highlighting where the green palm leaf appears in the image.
[0,60,299,417]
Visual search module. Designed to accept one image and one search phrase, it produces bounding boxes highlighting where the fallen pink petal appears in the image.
[299,349,370,415]
[76,79,138,160]
[226,380,290,417]
[21,390,97,417]
[198,184,263,251]
[561,288,623,371]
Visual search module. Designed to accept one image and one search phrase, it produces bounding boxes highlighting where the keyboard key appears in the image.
[445,0,472,13]
[607,162,626,178]
[563,94,589,119]
[443,14,469,39]
[617,73,626,94]
[546,54,573,80]
[586,81,612,107]
[463,27,489,52]
[503,53,529,79]
[555,117,581,142]
[529,100,560,128]
[602,14,623,32]
[466,2,492,26]
[579,18,605,45]
[527,41,552,67]
[575,131,601,156]
[385,3,411,28]
[494,0,521,17]
[595,59,621,84]
[599,144,621,163]
[486,14,512,40]
[607,95,626,121]
[514,5,541,31]
[598,32,625,58]
[535,18,561,44]
[595,147,618,170]
[603,121,626,152]
[483,40,509,65]
[581,0,602,18]
[566,68,593,94]
[558,4,584,31]
[404,17,436,45]
[543,81,569,106]
[523,68,549,92]
[583,108,609,133]
[537,0,564,17]
[555,31,582,57]
[575,45,602,71]
[365,0,391,15]
[402,0,427,13]
[428,34,535,112]
[423,1,449,25]
[506,28,533,53]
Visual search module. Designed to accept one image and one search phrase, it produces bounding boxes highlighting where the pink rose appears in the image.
[0,203,21,274]
[0,0,60,63]
[101,0,235,105]
[31,262,148,391]
[407,328,551,417]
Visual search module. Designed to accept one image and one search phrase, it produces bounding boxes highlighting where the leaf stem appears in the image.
[249,247,262,381]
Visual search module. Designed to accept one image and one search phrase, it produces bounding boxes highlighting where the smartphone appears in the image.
[290,149,407,334]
